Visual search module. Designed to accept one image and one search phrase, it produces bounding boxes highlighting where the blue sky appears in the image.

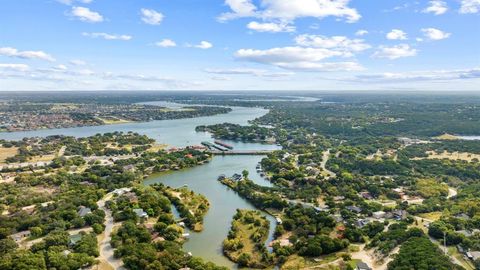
[0,0,479,91]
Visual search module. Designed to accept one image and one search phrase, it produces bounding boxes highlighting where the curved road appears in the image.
[97,193,125,270]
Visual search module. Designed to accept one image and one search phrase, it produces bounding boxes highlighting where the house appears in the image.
[360,191,373,200]
[456,230,472,237]
[356,261,372,270]
[77,206,92,217]
[69,234,82,246]
[113,187,132,196]
[455,213,470,220]
[133,208,148,219]
[467,251,480,261]
[372,211,386,219]
[392,209,407,220]
[10,230,31,242]
[355,219,370,228]
[275,217,283,225]
[346,205,362,213]
[123,164,136,172]
[231,173,243,181]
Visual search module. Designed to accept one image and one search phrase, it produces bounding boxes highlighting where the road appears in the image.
[320,149,336,179]
[97,193,125,270]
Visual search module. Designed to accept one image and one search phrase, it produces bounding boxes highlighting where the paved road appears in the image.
[97,193,125,270]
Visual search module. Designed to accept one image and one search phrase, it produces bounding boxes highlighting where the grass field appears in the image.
[0,147,18,163]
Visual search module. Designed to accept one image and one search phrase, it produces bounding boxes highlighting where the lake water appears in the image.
[0,101,281,268]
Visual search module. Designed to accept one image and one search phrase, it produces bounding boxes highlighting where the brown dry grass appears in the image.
[0,147,18,163]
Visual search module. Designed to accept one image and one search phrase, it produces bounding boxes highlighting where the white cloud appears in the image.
[372,44,417,60]
[219,0,257,21]
[460,0,480,13]
[421,28,451,40]
[234,46,363,71]
[69,59,87,66]
[219,0,360,23]
[423,0,448,15]
[277,61,364,71]
[204,68,293,77]
[82,32,132,41]
[155,39,177,48]
[294,34,371,55]
[355,30,368,36]
[247,21,295,32]
[0,47,55,62]
[351,68,480,83]
[140,8,164,25]
[192,41,213,49]
[54,64,68,71]
[386,29,408,40]
[71,6,103,23]
[56,0,93,5]
[0,64,30,72]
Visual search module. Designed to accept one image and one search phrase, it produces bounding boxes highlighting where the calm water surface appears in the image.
[0,101,281,268]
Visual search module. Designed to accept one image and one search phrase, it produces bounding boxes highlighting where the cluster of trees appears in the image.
[162,186,209,231]
[223,209,272,268]
[0,231,98,270]
[110,187,227,270]
[219,178,287,211]
[196,123,276,142]
[387,237,462,270]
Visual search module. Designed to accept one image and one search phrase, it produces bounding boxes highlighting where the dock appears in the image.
[210,150,275,155]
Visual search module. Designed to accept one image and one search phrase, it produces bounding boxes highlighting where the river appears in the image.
[0,101,281,268]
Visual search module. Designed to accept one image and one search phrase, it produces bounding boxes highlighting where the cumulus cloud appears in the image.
[85,33,132,41]
[355,30,368,36]
[460,0,480,13]
[141,8,164,25]
[219,0,360,23]
[423,0,448,15]
[0,47,55,62]
[234,46,363,71]
[219,0,258,21]
[372,44,417,60]
[82,32,132,41]
[247,21,295,32]
[155,39,177,48]
[191,41,213,49]
[386,29,408,40]
[0,64,30,72]
[71,6,103,23]
[421,28,451,40]
[294,34,371,55]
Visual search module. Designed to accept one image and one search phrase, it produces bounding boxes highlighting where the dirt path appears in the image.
[320,149,336,179]
[97,193,125,270]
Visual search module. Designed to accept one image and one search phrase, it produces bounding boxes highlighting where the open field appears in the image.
[412,150,480,162]
[0,147,18,163]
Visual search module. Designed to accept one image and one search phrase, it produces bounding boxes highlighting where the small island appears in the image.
[223,209,272,268]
